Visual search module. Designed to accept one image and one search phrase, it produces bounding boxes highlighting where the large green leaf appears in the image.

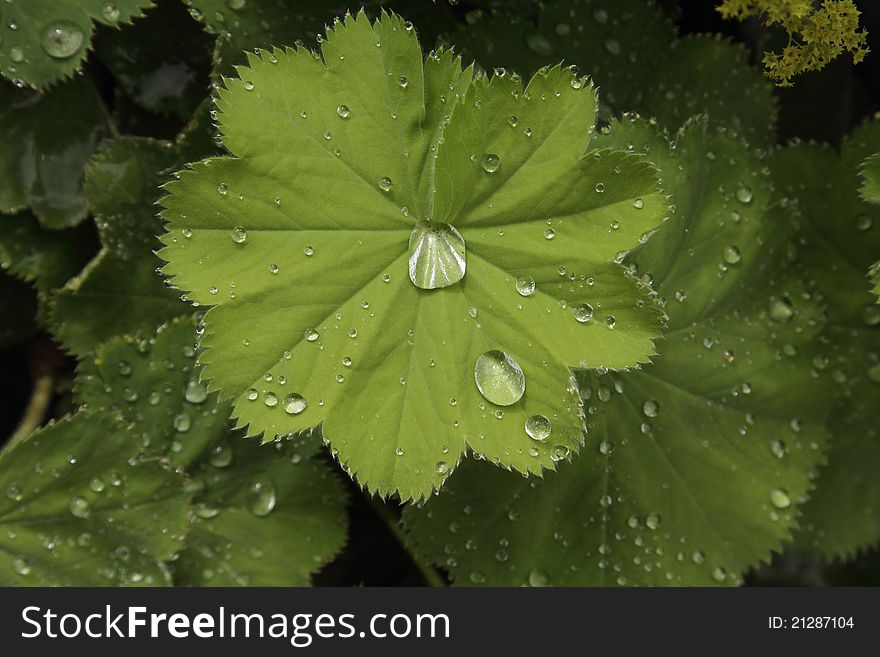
[0,0,152,88]
[0,76,108,228]
[0,412,189,586]
[76,315,349,586]
[773,122,880,559]
[404,117,830,586]
[159,12,665,500]
[447,0,776,144]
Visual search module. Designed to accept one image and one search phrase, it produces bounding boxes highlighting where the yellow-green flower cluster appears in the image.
[717,0,870,86]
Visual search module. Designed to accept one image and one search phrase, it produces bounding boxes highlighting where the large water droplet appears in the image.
[525,414,551,441]
[770,488,791,509]
[474,350,525,406]
[248,481,277,516]
[408,222,466,290]
[185,379,208,404]
[481,153,500,173]
[642,400,660,417]
[230,225,247,244]
[283,393,308,415]
[41,21,84,59]
[68,496,90,518]
[573,303,593,323]
[515,276,536,297]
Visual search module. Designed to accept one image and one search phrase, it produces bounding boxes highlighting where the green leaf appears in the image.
[0,412,189,586]
[0,76,108,228]
[159,12,666,500]
[448,0,776,144]
[870,261,880,303]
[404,117,830,586]
[50,107,217,356]
[0,0,152,88]
[93,1,213,120]
[76,315,349,586]
[861,153,880,205]
[771,122,880,559]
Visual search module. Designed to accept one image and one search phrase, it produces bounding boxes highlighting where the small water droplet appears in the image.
[264,392,278,407]
[173,413,191,432]
[736,185,753,204]
[378,176,393,192]
[528,570,549,587]
[573,303,593,323]
[722,245,741,265]
[336,104,351,119]
[185,380,208,404]
[642,399,660,417]
[68,496,90,519]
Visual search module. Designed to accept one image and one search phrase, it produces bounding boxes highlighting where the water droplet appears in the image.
[304,328,319,342]
[770,439,786,459]
[230,225,247,244]
[101,4,121,22]
[248,481,277,517]
[436,461,450,475]
[770,488,791,509]
[525,414,551,441]
[863,304,880,326]
[769,297,794,324]
[304,245,314,256]
[474,350,525,406]
[515,276,536,297]
[603,37,621,55]
[544,228,556,240]
[117,360,132,376]
[595,182,606,193]
[633,198,644,209]
[226,0,246,9]
[173,413,191,433]
[264,392,278,407]
[409,222,466,290]
[525,32,554,57]
[642,399,660,417]
[9,47,23,62]
[41,21,84,59]
[378,176,393,192]
[398,76,409,88]
[599,440,613,455]
[246,388,258,401]
[736,185,753,204]
[68,496,90,519]
[528,570,549,586]
[722,245,741,265]
[283,393,308,415]
[481,153,500,173]
[336,104,351,119]
[208,443,234,468]
[185,380,208,404]
[573,303,593,323]
[856,214,873,231]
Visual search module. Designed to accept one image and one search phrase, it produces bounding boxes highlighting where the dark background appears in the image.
[1,0,878,586]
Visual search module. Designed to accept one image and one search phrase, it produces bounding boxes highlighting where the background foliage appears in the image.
[0,0,878,586]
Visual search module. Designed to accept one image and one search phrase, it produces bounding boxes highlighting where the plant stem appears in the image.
[3,373,54,454]
[370,495,446,587]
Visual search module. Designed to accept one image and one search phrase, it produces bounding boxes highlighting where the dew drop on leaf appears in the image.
[769,297,794,324]
[264,392,278,407]
[173,413,191,432]
[378,176,393,192]
[481,153,500,173]
[41,21,84,59]
[185,380,208,404]
[230,225,247,244]
[525,414,551,441]
[722,245,741,265]
[248,481,277,517]
[68,496,90,519]
[408,222,466,290]
[336,105,351,119]
[770,488,791,509]
[643,399,660,417]
[573,303,594,323]
[474,350,525,406]
[515,276,536,297]
[102,4,121,22]
[736,185,753,204]
[283,393,308,415]
[528,570,550,586]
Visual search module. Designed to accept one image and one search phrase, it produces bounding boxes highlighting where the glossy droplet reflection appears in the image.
[409,222,466,290]
[41,21,84,59]
[525,414,551,441]
[474,350,525,406]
